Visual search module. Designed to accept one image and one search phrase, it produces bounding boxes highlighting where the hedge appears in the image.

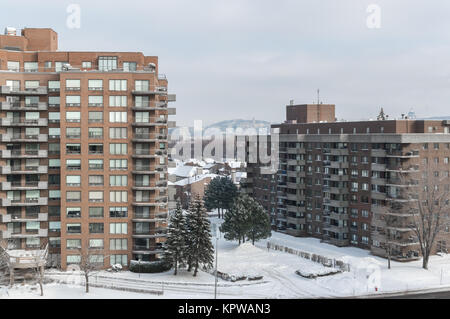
[129,260,172,273]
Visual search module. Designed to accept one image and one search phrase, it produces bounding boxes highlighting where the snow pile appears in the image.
[217,243,265,278]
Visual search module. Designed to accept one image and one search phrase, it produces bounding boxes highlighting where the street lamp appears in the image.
[213,224,220,299]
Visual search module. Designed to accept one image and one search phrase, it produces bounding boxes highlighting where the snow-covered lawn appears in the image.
[2,217,450,299]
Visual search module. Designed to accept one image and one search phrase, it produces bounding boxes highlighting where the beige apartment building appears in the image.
[0,27,176,269]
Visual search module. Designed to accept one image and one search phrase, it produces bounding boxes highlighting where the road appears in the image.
[381,290,450,299]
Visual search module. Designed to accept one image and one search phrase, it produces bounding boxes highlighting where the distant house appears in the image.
[170,174,218,209]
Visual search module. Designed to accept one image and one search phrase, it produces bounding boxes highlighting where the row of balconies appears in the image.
[2,197,48,206]
[0,85,48,95]
[1,228,48,239]
[1,165,47,175]
[0,101,48,111]
[1,134,48,142]
[0,118,48,126]
[1,213,48,223]
[1,181,48,190]
[0,149,47,158]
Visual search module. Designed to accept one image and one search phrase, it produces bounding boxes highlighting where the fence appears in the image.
[266,242,351,272]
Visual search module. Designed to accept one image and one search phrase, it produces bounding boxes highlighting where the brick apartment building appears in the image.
[0,27,176,269]
[244,103,450,261]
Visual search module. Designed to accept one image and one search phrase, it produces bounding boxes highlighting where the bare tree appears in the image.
[32,244,48,297]
[400,163,450,269]
[77,249,108,293]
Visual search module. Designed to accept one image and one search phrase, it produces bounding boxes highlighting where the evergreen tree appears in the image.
[204,176,238,218]
[163,201,187,275]
[185,194,214,276]
[246,198,272,244]
[220,194,250,244]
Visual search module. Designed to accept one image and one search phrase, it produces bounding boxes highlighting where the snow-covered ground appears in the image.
[2,217,450,299]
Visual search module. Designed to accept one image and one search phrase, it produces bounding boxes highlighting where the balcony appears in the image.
[2,197,48,206]
[1,228,48,239]
[132,118,168,127]
[131,101,167,111]
[322,236,349,247]
[386,150,419,158]
[0,86,48,95]
[371,149,387,157]
[0,150,47,158]
[132,86,167,96]
[286,216,306,225]
[0,101,48,111]
[1,165,47,175]
[1,213,48,223]
[286,228,304,237]
[132,149,168,159]
[0,118,48,126]
[1,181,48,190]
[132,133,168,142]
[1,134,48,142]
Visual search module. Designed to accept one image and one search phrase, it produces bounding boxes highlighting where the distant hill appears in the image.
[170,119,272,136]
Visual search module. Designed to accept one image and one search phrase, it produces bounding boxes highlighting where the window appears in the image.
[48,159,60,169]
[110,223,127,234]
[110,159,127,170]
[66,191,81,202]
[49,237,61,248]
[49,127,60,138]
[89,191,104,202]
[110,238,127,250]
[109,127,127,139]
[110,175,127,187]
[89,239,104,249]
[89,111,103,123]
[66,175,81,187]
[48,81,60,92]
[88,79,103,90]
[66,159,81,170]
[110,191,127,203]
[48,112,60,123]
[99,56,117,71]
[67,239,82,249]
[66,143,81,154]
[66,96,81,107]
[135,96,149,107]
[89,175,104,186]
[89,207,104,218]
[49,221,61,232]
[109,79,127,91]
[89,159,103,170]
[66,127,81,139]
[25,81,39,89]
[67,223,81,234]
[135,80,149,91]
[135,112,149,123]
[109,96,127,107]
[110,255,127,266]
[65,79,80,91]
[109,111,127,123]
[66,207,81,219]
[66,255,81,264]
[89,223,104,234]
[109,143,127,155]
[89,95,103,106]
[88,127,103,139]
[55,62,68,72]
[66,111,81,122]
[123,62,137,72]
[49,96,60,107]
[49,206,61,217]
[88,143,103,154]
[110,207,128,218]
[44,61,52,69]
[7,61,19,71]
[24,62,38,72]
[82,61,92,68]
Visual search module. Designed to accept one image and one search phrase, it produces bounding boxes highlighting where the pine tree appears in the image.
[204,176,238,218]
[163,201,187,275]
[185,194,214,277]
[246,198,272,244]
[220,194,250,244]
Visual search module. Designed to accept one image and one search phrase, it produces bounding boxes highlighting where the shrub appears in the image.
[129,260,172,273]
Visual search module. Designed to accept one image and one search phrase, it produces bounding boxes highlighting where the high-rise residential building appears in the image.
[244,103,450,261]
[0,27,176,269]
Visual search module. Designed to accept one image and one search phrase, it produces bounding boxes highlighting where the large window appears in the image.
[89,95,103,107]
[66,207,81,218]
[109,111,127,123]
[25,81,39,89]
[89,239,104,249]
[110,238,127,250]
[89,191,104,202]
[110,223,127,234]
[24,62,38,72]
[88,127,103,139]
[109,143,127,155]
[89,223,104,234]
[110,159,127,170]
[66,175,81,187]
[110,191,127,203]
[135,80,149,91]
[66,127,80,139]
[109,96,127,107]
[66,255,81,264]
[89,175,104,186]
[88,143,103,155]
[123,62,137,72]
[48,81,60,92]
[65,79,81,91]
[7,61,19,71]
[66,191,81,202]
[109,127,127,139]
[110,255,127,266]
[109,79,127,91]
[89,159,103,170]
[109,206,128,218]
[110,175,127,187]
[135,112,149,123]
[89,207,104,218]
[66,111,81,122]
[49,97,60,108]
[89,111,103,123]
[88,79,103,90]
[66,159,81,170]
[67,239,82,249]
[98,56,117,71]
[66,96,81,107]
[67,223,81,234]
[66,143,81,154]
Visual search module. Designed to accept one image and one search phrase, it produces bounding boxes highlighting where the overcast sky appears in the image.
[2,0,450,126]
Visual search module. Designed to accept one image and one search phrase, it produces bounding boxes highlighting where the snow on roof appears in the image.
[173,174,219,186]
[227,161,243,169]
[235,171,247,179]
[169,165,198,178]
